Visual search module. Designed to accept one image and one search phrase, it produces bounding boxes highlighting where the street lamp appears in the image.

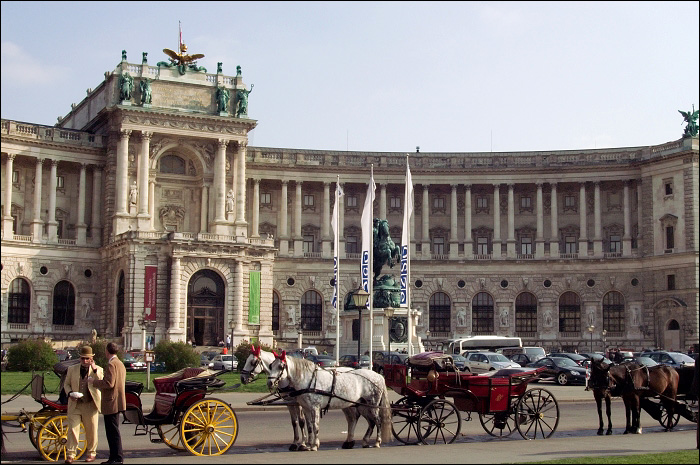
[352,288,370,359]
[602,329,607,355]
[588,325,595,353]
[385,307,395,356]
[425,330,430,351]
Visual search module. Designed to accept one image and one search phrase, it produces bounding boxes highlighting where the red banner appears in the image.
[144,266,157,321]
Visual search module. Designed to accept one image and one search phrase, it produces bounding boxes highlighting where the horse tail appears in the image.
[379,386,392,443]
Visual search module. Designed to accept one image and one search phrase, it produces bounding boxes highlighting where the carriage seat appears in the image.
[152,367,206,415]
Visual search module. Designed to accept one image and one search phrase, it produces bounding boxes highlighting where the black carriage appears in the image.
[641,364,698,428]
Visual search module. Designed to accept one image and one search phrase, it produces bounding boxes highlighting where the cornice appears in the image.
[1,134,105,157]
[111,106,257,136]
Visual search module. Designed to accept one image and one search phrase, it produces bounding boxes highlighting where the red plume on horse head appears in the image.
[251,344,261,357]
[272,350,286,362]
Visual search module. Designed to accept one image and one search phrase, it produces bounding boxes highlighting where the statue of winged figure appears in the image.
[679,105,699,138]
[162,43,204,66]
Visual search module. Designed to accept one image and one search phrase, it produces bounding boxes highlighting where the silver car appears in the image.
[464,351,521,373]
[208,354,239,371]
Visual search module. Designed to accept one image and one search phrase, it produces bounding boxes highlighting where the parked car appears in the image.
[463,351,520,373]
[123,353,147,372]
[499,346,546,363]
[200,353,215,367]
[548,352,589,366]
[631,356,658,367]
[642,351,695,368]
[508,353,538,366]
[372,351,408,374]
[451,354,468,371]
[209,354,238,371]
[307,354,337,368]
[339,354,371,369]
[527,356,587,385]
[55,349,73,362]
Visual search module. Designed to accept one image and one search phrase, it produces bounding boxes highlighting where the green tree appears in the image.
[7,339,57,372]
[154,340,199,372]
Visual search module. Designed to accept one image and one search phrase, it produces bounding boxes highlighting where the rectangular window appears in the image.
[433,197,445,209]
[565,236,577,254]
[520,196,531,209]
[57,176,64,189]
[433,237,445,255]
[477,237,489,255]
[346,235,358,253]
[12,170,19,183]
[390,196,401,209]
[564,195,576,208]
[520,236,532,255]
[665,182,673,196]
[477,197,488,209]
[609,235,621,253]
[303,194,314,207]
[666,226,674,249]
[346,195,357,208]
[303,235,315,253]
[57,219,64,239]
[260,192,271,205]
[667,275,675,290]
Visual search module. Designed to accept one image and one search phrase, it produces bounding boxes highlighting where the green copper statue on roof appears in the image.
[679,105,699,137]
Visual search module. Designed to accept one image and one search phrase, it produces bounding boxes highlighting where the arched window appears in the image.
[301,290,322,331]
[53,280,75,326]
[272,291,280,331]
[159,154,186,175]
[558,292,580,333]
[667,320,680,330]
[116,271,125,336]
[8,278,31,324]
[603,291,625,332]
[515,292,537,334]
[429,292,451,333]
[472,292,494,334]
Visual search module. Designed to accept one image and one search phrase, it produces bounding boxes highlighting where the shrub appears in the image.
[154,340,199,372]
[233,340,276,371]
[7,339,57,372]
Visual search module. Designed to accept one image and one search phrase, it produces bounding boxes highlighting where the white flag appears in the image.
[400,158,413,307]
[331,181,343,310]
[360,170,376,305]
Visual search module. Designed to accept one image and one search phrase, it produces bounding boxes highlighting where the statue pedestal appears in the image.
[219,111,229,117]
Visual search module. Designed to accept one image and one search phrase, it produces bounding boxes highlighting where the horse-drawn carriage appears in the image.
[384,352,560,444]
[640,364,698,429]
[2,364,238,460]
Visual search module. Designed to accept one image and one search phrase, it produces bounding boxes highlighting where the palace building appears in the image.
[1,51,698,356]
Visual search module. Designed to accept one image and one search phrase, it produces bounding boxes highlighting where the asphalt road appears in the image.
[2,384,698,463]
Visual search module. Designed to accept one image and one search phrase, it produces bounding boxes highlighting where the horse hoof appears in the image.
[635,429,642,434]
[623,430,629,435]
[597,430,604,436]
[297,445,309,451]
[310,446,318,452]
[289,444,298,451]
[341,441,355,449]
[606,430,612,436]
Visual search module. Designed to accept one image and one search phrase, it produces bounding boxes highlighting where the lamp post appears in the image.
[602,329,607,355]
[229,320,235,355]
[385,307,395,355]
[425,330,430,351]
[352,288,370,359]
[588,325,595,353]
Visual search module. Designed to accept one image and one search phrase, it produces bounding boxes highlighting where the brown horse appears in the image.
[589,356,628,435]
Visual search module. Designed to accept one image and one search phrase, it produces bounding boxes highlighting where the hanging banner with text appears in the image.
[144,266,157,321]
[249,271,260,324]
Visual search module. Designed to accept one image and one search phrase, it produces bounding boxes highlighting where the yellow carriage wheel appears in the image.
[28,411,53,450]
[180,398,238,456]
[157,423,186,451]
[37,415,86,462]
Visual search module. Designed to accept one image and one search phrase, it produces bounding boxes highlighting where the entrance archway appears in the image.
[187,269,225,346]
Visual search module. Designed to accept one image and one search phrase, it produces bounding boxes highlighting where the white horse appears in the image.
[267,350,392,451]
[240,346,309,451]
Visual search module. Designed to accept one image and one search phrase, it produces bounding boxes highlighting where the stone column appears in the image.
[506,183,516,257]
[450,184,458,259]
[339,182,346,259]
[636,179,643,252]
[31,158,44,242]
[47,160,58,242]
[137,131,151,229]
[148,177,155,230]
[623,180,632,256]
[212,139,228,230]
[493,184,501,257]
[169,256,182,339]
[379,183,387,220]
[550,182,559,258]
[322,181,331,257]
[294,181,303,256]
[464,184,473,259]
[593,181,603,257]
[91,166,102,245]
[421,184,430,257]
[252,178,260,238]
[115,130,131,215]
[234,142,248,236]
[279,180,289,255]
[3,154,15,238]
[535,182,544,258]
[76,163,88,245]
[578,182,588,255]
[200,184,209,233]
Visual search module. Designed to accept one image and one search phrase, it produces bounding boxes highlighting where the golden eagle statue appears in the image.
[162,43,204,66]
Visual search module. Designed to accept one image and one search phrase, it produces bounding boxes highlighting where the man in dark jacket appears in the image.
[89,342,126,464]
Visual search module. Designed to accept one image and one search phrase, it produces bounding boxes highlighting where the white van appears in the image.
[499,346,546,363]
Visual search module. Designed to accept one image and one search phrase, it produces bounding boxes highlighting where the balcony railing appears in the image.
[516,254,535,260]
[303,252,322,258]
[560,253,578,259]
[473,254,492,260]
[604,252,622,258]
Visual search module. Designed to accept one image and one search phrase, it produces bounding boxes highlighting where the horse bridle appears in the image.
[241,355,263,382]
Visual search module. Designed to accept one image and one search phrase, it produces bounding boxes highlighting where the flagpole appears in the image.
[335,175,340,365]
[369,164,374,367]
[405,155,413,356]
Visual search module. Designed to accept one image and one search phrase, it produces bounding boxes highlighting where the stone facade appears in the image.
[1,54,698,356]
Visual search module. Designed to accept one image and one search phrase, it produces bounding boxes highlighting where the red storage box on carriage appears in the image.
[466,375,511,412]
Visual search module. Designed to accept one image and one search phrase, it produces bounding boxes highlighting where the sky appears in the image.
[1,1,698,153]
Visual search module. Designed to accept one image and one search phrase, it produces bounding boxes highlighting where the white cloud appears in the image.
[0,41,70,86]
